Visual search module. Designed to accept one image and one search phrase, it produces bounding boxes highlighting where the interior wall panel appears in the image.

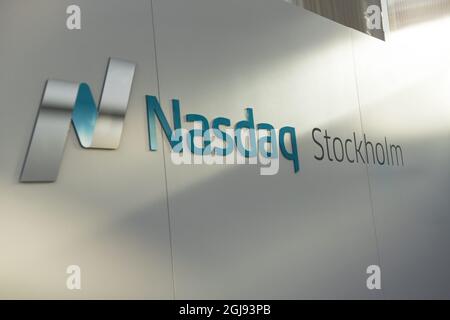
[351,20,450,298]
[152,0,381,299]
[0,0,173,299]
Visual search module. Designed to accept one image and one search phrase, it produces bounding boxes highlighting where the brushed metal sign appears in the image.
[20,58,136,182]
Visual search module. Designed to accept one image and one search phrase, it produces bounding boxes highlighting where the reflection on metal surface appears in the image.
[20,58,136,182]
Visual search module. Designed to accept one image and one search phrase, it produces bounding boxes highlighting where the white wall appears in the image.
[0,0,173,299]
[0,0,448,299]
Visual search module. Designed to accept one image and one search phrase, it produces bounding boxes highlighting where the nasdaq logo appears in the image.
[20,57,300,183]
[146,98,300,175]
[20,58,136,182]
[21,57,403,183]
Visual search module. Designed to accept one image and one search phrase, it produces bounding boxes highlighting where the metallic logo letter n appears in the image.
[20,58,136,182]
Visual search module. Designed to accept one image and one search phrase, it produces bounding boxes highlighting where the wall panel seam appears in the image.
[349,29,385,299]
[149,0,177,300]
